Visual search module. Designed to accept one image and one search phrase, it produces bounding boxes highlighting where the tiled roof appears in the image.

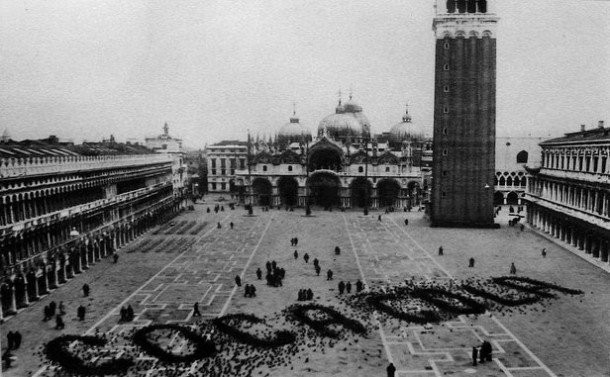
[541,128,610,145]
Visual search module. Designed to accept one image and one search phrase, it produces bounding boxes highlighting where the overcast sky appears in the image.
[1,0,608,148]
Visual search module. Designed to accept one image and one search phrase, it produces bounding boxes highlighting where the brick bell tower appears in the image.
[430,0,498,228]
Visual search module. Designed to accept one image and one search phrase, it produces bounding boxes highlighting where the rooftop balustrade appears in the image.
[0,154,174,179]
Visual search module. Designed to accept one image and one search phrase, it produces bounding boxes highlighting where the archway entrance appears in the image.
[494,191,504,206]
[278,176,299,207]
[378,179,400,207]
[307,172,340,208]
[506,191,519,205]
[252,178,272,206]
[350,177,372,208]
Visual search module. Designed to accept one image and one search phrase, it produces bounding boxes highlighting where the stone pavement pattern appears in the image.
[1,205,608,376]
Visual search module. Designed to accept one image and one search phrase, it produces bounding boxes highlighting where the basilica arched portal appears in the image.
[350,177,372,208]
[377,179,401,207]
[278,176,299,207]
[307,172,340,208]
[252,178,273,206]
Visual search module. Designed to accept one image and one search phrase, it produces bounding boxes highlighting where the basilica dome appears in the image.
[317,97,371,140]
[279,116,310,139]
[389,109,430,143]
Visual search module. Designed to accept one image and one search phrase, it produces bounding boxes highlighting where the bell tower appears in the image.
[430,0,498,227]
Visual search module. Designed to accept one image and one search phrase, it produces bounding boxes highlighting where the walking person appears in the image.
[541,248,547,258]
[469,257,475,268]
[346,281,352,294]
[326,269,333,280]
[294,250,298,260]
[230,222,234,229]
[304,253,309,263]
[82,283,90,297]
[472,346,478,366]
[438,246,443,256]
[77,305,86,321]
[510,262,517,274]
[256,268,262,280]
[192,302,202,317]
[386,362,396,377]
[55,314,65,330]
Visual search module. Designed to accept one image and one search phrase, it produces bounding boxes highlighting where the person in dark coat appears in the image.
[334,246,341,255]
[193,302,202,317]
[472,346,478,366]
[55,314,65,329]
[294,250,298,259]
[230,222,234,229]
[113,253,119,263]
[77,305,86,321]
[404,219,409,226]
[303,253,309,263]
[356,280,364,292]
[346,281,352,294]
[386,362,396,377]
[82,283,90,297]
[126,305,134,321]
[326,269,333,280]
[338,281,345,294]
[217,222,221,229]
[13,331,21,349]
[120,306,127,321]
[235,275,242,286]
[315,265,321,276]
[6,332,13,350]
[49,301,57,316]
[469,257,475,268]
[510,262,517,274]
[438,246,443,256]
[256,268,262,280]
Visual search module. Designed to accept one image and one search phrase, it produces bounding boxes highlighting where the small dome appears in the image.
[279,116,310,138]
[389,109,430,142]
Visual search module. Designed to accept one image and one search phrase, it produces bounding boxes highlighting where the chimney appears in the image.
[598,120,605,129]
[580,124,586,132]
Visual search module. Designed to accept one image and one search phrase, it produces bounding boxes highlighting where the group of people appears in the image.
[337,280,365,294]
[290,237,299,246]
[43,300,65,321]
[297,288,314,301]
[265,260,286,287]
[243,284,257,297]
[472,340,493,365]
[3,331,22,368]
[119,305,135,322]
[206,204,224,214]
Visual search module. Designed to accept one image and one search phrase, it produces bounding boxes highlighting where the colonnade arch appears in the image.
[252,178,273,207]
[377,179,401,207]
[278,176,299,206]
[307,172,340,208]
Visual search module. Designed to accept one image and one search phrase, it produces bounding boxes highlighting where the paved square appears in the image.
[2,205,609,377]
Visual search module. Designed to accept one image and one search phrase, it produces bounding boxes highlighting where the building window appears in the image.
[442,149,448,156]
[211,159,216,169]
[221,183,226,190]
[444,42,450,50]
[443,106,449,114]
[288,165,293,171]
[211,183,217,191]
[240,159,246,169]
[211,169,217,175]
[385,167,390,172]
[358,166,364,173]
[443,63,450,70]
[221,169,226,175]
[263,165,267,172]
[443,85,449,93]
[442,128,448,135]
[516,150,528,164]
[442,171,448,176]
[442,192,447,197]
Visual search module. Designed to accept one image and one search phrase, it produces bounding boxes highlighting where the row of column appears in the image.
[0,188,105,226]
[535,179,609,217]
[0,199,182,320]
[527,204,610,264]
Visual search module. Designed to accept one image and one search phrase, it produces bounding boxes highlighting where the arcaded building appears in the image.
[234,98,432,209]
[430,0,498,227]
[525,122,610,265]
[0,136,183,319]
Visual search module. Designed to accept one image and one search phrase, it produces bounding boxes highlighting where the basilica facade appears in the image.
[233,98,432,210]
